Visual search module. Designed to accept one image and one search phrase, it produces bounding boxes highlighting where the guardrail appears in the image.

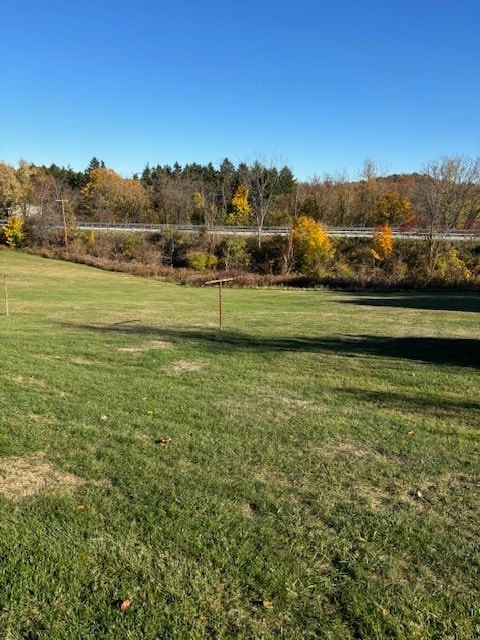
[1,219,479,240]
[70,222,480,239]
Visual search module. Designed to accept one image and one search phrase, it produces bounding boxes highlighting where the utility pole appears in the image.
[55,198,68,247]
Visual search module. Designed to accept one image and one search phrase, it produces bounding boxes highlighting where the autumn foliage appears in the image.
[290,215,334,272]
[229,185,252,224]
[370,223,394,262]
[1,215,25,248]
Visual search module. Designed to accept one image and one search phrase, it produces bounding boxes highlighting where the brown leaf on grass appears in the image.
[119,599,132,612]
[252,598,274,608]
[407,431,415,436]
[77,504,86,511]
[154,437,171,446]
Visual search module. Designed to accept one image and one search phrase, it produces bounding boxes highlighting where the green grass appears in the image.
[1,249,479,639]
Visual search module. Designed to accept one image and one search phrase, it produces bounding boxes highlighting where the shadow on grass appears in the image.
[338,292,480,313]
[337,387,480,427]
[62,322,480,369]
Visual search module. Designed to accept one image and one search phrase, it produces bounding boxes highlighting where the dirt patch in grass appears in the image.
[71,356,97,365]
[402,472,480,513]
[355,483,396,510]
[6,374,47,388]
[118,340,173,353]
[240,502,259,519]
[167,360,204,375]
[317,439,390,463]
[0,452,86,501]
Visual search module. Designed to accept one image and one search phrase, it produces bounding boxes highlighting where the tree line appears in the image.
[1,155,479,289]
[1,155,479,235]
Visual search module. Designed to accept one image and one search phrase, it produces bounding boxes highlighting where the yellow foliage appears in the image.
[193,192,205,210]
[0,163,23,208]
[229,185,251,224]
[81,167,147,219]
[377,192,413,226]
[291,215,334,272]
[1,216,25,249]
[372,223,394,261]
[436,249,472,281]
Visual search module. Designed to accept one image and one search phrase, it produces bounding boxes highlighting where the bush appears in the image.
[186,250,218,272]
[435,248,472,283]
[0,216,25,248]
[247,236,289,275]
[217,238,250,272]
[291,216,334,273]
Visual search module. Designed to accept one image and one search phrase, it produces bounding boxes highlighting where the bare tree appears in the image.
[417,155,480,270]
[356,158,387,226]
[246,158,294,245]
[332,170,354,227]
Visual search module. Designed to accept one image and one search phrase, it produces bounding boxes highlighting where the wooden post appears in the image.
[219,280,223,331]
[205,277,235,331]
[3,274,9,316]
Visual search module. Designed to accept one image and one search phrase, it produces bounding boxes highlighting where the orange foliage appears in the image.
[371,223,394,261]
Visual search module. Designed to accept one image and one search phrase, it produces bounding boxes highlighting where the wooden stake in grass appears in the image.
[3,274,8,316]
[205,277,235,331]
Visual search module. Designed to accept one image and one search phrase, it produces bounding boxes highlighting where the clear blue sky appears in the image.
[1,0,479,180]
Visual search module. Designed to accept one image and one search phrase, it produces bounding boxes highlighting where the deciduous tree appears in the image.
[377,192,413,226]
[0,163,22,215]
[290,215,334,273]
[229,185,251,224]
[417,155,480,270]
[370,223,394,263]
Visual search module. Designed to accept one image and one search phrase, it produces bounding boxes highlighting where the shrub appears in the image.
[218,238,250,271]
[435,248,472,283]
[247,235,289,275]
[370,223,394,262]
[290,216,334,273]
[186,250,218,272]
[1,216,25,248]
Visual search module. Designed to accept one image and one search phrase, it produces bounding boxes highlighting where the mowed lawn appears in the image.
[0,250,479,640]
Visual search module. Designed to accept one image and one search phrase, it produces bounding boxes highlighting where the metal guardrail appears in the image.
[59,222,480,240]
[2,219,479,240]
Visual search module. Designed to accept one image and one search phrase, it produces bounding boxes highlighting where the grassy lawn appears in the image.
[0,249,479,639]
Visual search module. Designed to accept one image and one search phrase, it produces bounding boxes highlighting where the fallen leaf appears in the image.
[407,431,415,436]
[77,504,86,511]
[147,410,153,415]
[100,415,108,421]
[155,437,171,446]
[262,600,273,609]
[119,599,132,612]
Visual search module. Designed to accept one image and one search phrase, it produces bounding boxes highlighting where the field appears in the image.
[0,249,479,639]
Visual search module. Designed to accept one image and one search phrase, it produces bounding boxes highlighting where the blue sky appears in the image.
[1,0,479,180]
